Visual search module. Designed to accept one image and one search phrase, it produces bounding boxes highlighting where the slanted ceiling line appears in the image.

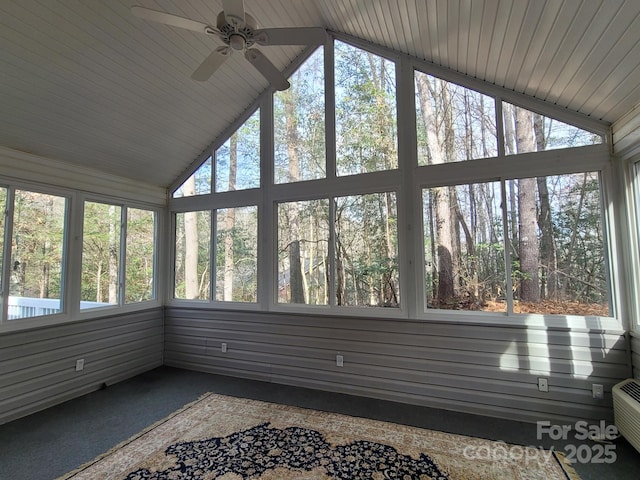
[333,31,611,135]
[169,40,325,195]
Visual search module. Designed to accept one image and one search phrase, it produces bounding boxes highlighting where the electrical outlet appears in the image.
[75,358,85,372]
[538,377,549,392]
[336,354,344,367]
[592,384,604,399]
[221,342,227,353]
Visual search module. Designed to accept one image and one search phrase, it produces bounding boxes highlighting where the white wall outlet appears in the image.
[75,358,85,372]
[538,377,549,392]
[592,384,604,399]
[221,342,227,353]
[336,354,344,367]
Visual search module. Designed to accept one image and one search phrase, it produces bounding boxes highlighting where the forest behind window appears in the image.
[417,71,607,315]
[11,190,66,319]
[170,37,612,320]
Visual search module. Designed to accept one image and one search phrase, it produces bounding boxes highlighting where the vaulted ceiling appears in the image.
[1,0,639,189]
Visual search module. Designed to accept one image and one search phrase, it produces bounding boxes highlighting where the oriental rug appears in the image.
[59,393,579,480]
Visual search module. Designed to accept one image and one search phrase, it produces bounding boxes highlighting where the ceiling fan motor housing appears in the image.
[216,11,258,49]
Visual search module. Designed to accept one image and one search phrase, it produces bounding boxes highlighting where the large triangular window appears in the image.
[335,41,398,176]
[274,47,325,184]
[173,109,260,197]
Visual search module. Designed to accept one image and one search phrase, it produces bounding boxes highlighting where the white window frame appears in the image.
[0,181,162,334]
[167,33,622,330]
[627,158,640,332]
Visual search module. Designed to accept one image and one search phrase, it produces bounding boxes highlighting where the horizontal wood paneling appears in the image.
[165,307,628,424]
[612,104,640,160]
[0,308,163,425]
[0,146,166,205]
[3,1,640,190]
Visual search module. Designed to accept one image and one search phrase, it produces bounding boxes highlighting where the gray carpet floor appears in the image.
[0,366,638,479]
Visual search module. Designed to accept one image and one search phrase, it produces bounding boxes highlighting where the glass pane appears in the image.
[278,199,329,304]
[9,190,66,319]
[173,157,212,197]
[81,202,121,310]
[505,172,609,315]
[215,206,258,302]
[335,193,399,307]
[415,71,498,165]
[335,41,398,176]
[216,110,260,192]
[502,103,603,154]
[174,211,211,300]
[126,208,156,303]
[423,182,506,311]
[274,47,326,183]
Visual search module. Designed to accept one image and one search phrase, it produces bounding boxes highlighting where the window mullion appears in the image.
[496,97,506,158]
[261,95,274,310]
[211,208,217,302]
[325,37,336,180]
[119,206,127,305]
[1,188,15,323]
[501,179,514,314]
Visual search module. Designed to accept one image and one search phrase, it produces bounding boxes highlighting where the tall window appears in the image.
[277,199,330,304]
[215,206,258,302]
[335,193,399,307]
[81,202,121,309]
[0,187,6,297]
[505,172,608,315]
[216,110,260,192]
[10,190,67,319]
[175,211,211,300]
[81,202,157,309]
[126,208,156,303]
[634,161,640,328]
[335,41,398,176]
[274,47,326,183]
[423,181,505,311]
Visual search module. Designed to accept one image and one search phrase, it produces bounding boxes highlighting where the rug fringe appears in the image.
[553,451,582,480]
[56,392,216,479]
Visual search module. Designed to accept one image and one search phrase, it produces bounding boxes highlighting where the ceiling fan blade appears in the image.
[191,47,231,81]
[244,49,290,91]
[222,0,245,25]
[131,6,215,35]
[253,27,327,46]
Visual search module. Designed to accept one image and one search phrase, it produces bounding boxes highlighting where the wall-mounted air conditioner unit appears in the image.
[613,378,640,453]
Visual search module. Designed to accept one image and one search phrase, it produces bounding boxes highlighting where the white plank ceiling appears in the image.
[1,0,640,189]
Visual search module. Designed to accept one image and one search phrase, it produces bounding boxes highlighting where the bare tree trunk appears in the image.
[515,107,540,302]
[183,176,200,299]
[416,74,455,305]
[533,114,558,300]
[108,205,118,304]
[283,87,305,303]
[223,134,238,301]
[96,261,102,303]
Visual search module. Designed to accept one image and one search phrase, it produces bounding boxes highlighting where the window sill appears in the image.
[0,301,162,335]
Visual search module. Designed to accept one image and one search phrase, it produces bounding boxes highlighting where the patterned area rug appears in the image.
[59,393,579,480]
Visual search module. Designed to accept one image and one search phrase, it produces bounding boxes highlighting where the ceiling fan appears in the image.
[131,0,327,90]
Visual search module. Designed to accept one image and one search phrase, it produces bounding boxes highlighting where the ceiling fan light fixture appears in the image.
[131,3,315,89]
[229,34,245,51]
